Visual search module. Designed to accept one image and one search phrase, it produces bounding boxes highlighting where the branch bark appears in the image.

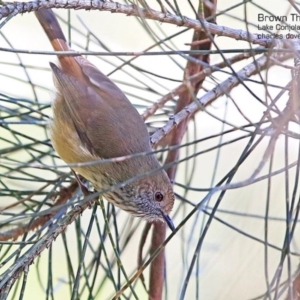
[148,2,217,300]
[0,0,290,49]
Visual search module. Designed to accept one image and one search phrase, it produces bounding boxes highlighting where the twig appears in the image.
[0,181,79,241]
[0,192,97,293]
[150,53,292,146]
[0,0,291,49]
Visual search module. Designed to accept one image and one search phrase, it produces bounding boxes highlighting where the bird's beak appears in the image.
[161,212,175,231]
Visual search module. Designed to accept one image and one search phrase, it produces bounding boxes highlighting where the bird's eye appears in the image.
[155,192,164,202]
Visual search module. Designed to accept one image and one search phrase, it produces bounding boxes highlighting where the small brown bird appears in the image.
[35,9,175,230]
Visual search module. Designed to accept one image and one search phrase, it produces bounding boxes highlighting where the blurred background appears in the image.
[0,0,299,299]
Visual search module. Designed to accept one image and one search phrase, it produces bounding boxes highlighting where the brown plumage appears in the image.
[35,8,175,230]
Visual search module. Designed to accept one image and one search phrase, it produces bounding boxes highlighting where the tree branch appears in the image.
[0,0,290,49]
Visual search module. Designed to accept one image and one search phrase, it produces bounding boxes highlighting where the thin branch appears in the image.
[0,0,293,49]
[150,53,292,146]
[0,193,97,294]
